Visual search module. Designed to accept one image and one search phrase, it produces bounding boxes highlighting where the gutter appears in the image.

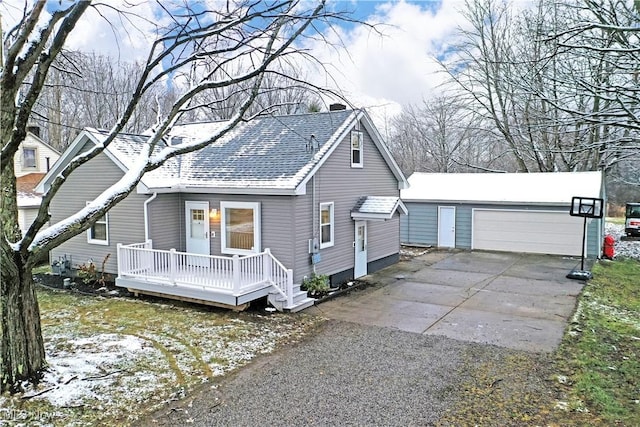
[143,192,158,242]
[400,199,575,207]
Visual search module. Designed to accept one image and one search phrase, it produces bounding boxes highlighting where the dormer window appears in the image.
[350,131,363,168]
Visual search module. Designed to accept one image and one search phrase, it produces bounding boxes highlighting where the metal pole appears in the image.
[581,215,587,271]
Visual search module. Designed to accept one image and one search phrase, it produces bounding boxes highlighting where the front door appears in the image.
[354,221,367,278]
[438,206,456,248]
[185,201,210,256]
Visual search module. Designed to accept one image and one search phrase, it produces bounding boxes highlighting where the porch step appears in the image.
[284,297,315,313]
[270,289,309,305]
[267,289,315,312]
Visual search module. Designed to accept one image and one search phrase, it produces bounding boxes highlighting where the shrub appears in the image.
[301,273,329,297]
[77,254,111,286]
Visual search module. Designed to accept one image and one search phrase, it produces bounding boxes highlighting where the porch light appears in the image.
[209,208,219,219]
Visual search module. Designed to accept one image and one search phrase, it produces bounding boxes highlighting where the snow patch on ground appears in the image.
[605,223,640,260]
[584,300,640,331]
[33,334,160,408]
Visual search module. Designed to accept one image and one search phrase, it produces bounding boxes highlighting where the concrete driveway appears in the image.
[311,251,586,352]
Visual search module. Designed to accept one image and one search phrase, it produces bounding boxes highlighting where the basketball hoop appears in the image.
[567,196,604,280]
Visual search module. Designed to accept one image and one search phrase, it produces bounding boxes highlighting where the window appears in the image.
[87,212,109,245]
[350,131,363,167]
[23,147,37,169]
[190,209,206,239]
[221,201,261,255]
[320,202,334,248]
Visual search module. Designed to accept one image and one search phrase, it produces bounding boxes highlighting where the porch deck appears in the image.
[116,242,312,311]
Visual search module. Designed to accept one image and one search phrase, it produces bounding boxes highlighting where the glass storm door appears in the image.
[354,221,367,278]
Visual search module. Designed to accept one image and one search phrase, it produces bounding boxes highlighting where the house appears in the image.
[37,107,408,311]
[14,127,60,235]
[400,171,605,258]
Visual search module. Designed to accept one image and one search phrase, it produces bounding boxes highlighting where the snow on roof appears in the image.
[93,110,356,191]
[401,171,603,205]
[351,196,408,220]
[88,130,182,188]
[17,172,46,207]
[173,111,354,189]
[17,192,42,208]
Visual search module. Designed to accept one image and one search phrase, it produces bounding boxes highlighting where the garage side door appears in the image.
[473,210,583,256]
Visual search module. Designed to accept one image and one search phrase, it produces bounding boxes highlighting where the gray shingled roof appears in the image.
[94,110,356,191]
[89,130,181,187]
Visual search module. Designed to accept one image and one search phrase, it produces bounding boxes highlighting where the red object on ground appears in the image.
[603,234,615,259]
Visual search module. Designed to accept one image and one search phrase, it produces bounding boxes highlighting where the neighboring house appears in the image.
[14,127,60,177]
[37,107,408,311]
[14,128,60,235]
[401,171,605,258]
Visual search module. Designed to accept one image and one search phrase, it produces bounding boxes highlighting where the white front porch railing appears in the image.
[117,241,293,306]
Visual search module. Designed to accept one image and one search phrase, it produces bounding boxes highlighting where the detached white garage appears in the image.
[401,172,605,258]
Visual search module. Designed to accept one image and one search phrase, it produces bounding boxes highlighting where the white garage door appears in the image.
[473,210,584,256]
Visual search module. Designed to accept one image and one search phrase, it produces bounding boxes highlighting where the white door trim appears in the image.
[438,206,456,248]
[354,221,367,278]
[185,201,210,256]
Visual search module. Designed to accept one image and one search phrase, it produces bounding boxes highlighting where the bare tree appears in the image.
[439,0,531,172]
[28,51,168,150]
[441,0,640,178]
[1,0,353,392]
[181,60,323,121]
[388,95,502,174]
[439,0,617,173]
[539,0,640,183]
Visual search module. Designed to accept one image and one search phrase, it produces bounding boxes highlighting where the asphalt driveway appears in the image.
[311,250,586,352]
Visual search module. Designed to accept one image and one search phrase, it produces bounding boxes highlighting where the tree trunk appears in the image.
[0,245,46,393]
[0,165,46,393]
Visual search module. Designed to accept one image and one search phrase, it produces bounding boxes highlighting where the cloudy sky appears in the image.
[1,0,469,126]
[311,0,468,125]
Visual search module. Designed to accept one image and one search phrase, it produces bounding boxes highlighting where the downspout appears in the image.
[312,174,317,275]
[144,192,158,243]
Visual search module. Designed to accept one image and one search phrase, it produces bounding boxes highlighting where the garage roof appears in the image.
[401,171,603,205]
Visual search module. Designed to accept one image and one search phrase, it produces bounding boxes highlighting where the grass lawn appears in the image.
[0,286,322,426]
[553,259,640,424]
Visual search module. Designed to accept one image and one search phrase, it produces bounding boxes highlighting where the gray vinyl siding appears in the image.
[367,216,400,261]
[256,196,296,269]
[454,206,473,249]
[586,217,601,258]
[401,201,602,257]
[293,188,314,283]
[50,142,146,274]
[147,193,181,249]
[401,202,437,245]
[306,124,400,279]
[173,193,297,271]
